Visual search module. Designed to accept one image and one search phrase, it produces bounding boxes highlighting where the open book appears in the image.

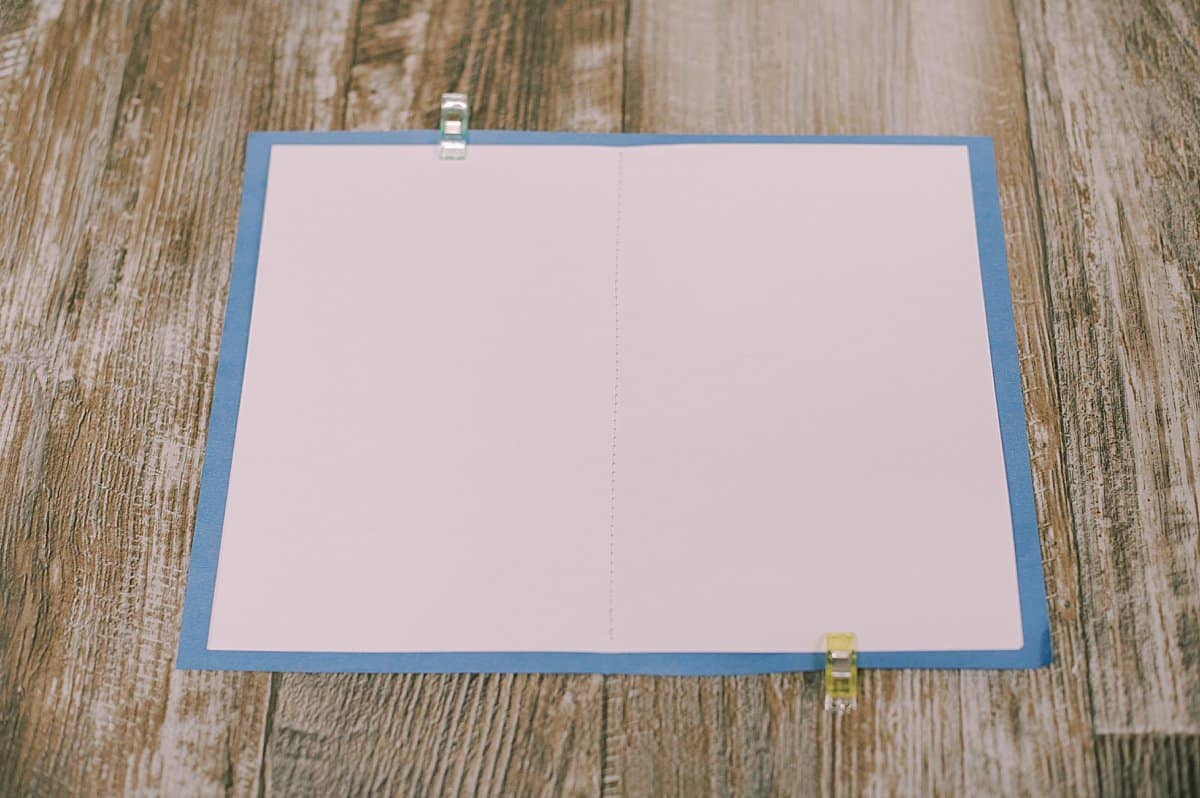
[178,132,1050,673]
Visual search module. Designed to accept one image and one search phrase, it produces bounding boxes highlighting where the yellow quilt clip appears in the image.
[824,632,858,713]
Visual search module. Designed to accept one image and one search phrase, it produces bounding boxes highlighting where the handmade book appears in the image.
[178,131,1051,673]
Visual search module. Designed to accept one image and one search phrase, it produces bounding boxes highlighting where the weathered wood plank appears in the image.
[602,675,831,797]
[260,2,625,795]
[345,0,625,131]
[614,0,1096,794]
[1096,734,1200,797]
[0,0,356,793]
[266,673,603,797]
[0,0,37,98]
[1012,0,1200,734]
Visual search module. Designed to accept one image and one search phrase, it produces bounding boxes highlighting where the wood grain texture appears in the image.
[602,674,831,796]
[1,0,1198,793]
[1012,0,1200,736]
[345,0,625,131]
[0,0,35,91]
[266,673,603,797]
[0,0,355,794]
[1096,734,1200,797]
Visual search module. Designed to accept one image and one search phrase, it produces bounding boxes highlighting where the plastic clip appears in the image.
[824,632,858,713]
[439,93,469,160]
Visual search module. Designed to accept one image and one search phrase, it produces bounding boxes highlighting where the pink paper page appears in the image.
[613,144,1022,652]
[208,145,618,651]
[207,142,1023,656]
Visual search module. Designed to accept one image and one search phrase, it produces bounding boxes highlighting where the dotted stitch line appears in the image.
[608,151,623,642]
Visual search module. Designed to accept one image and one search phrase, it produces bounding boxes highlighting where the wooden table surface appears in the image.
[2,0,1198,795]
